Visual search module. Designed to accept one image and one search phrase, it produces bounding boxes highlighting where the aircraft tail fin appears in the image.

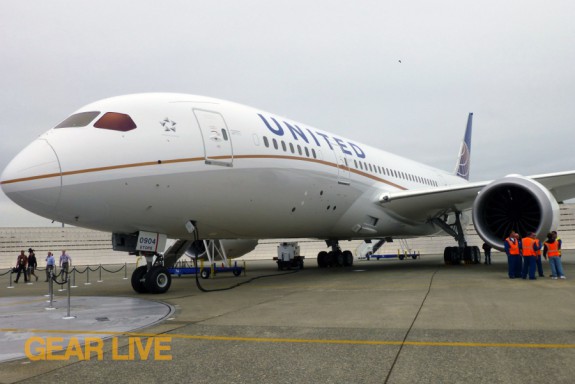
[454,113,473,180]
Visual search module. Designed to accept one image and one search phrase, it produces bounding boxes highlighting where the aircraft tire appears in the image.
[200,268,210,279]
[131,266,148,293]
[443,247,451,265]
[472,246,481,264]
[451,247,461,264]
[317,251,328,268]
[463,247,473,264]
[343,250,353,267]
[145,266,172,294]
[336,251,345,266]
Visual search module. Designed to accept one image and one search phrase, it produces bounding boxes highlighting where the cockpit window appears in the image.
[94,112,137,132]
[54,111,100,128]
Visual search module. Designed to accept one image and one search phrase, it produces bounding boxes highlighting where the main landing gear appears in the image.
[317,240,354,268]
[131,253,172,294]
[431,211,481,265]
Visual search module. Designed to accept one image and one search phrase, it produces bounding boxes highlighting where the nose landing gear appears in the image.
[130,253,172,294]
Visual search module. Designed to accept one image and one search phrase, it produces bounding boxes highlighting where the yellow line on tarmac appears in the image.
[1,328,574,349]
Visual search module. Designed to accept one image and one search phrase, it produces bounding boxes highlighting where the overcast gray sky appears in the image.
[1,0,575,227]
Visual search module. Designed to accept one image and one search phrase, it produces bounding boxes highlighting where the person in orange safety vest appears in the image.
[544,232,566,280]
[521,232,540,280]
[504,231,521,279]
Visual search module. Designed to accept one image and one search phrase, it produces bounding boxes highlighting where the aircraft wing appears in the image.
[377,170,575,222]
[377,181,486,222]
[529,170,575,203]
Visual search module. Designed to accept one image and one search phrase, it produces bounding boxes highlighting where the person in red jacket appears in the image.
[14,250,28,283]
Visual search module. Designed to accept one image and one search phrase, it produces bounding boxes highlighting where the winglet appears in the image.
[454,113,473,180]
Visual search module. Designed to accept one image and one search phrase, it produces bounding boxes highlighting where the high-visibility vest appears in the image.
[535,239,541,256]
[545,241,560,257]
[506,238,520,255]
[522,237,536,256]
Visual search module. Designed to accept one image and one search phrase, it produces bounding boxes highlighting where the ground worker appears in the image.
[521,232,540,280]
[544,233,566,280]
[552,231,562,257]
[482,242,492,265]
[504,231,521,279]
[534,237,544,277]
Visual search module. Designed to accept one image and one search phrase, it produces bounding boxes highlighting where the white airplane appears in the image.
[3,93,575,293]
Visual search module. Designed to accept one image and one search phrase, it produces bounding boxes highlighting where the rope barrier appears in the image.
[100,264,126,273]
[0,269,14,277]
[2,263,132,289]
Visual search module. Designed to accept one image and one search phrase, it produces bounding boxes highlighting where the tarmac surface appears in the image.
[1,252,575,384]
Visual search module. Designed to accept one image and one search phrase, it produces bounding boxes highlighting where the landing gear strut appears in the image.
[317,240,354,268]
[130,252,172,294]
[432,212,480,265]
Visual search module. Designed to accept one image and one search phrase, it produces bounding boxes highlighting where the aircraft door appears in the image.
[330,140,351,185]
[193,109,233,167]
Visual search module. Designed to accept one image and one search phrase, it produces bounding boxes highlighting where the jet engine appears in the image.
[186,239,259,259]
[472,175,559,251]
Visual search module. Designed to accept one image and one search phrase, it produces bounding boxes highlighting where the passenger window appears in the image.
[263,136,269,147]
[221,129,228,141]
[305,147,310,157]
[289,143,294,153]
[297,145,302,155]
[94,112,137,132]
[55,111,100,128]
[272,138,278,150]
[281,141,287,152]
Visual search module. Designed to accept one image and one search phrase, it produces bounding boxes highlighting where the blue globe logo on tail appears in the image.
[455,113,473,180]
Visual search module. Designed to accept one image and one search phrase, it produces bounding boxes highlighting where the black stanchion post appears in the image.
[85,267,91,285]
[123,262,128,280]
[98,264,103,283]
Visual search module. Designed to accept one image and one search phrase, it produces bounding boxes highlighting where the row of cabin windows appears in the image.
[352,159,438,187]
[262,136,318,159]
[261,135,438,187]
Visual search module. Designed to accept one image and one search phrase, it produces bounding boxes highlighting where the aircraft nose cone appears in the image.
[1,139,62,219]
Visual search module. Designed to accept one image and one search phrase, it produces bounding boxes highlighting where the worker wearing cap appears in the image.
[521,232,540,280]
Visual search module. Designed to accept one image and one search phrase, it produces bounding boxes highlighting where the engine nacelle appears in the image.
[186,239,259,259]
[472,175,559,251]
